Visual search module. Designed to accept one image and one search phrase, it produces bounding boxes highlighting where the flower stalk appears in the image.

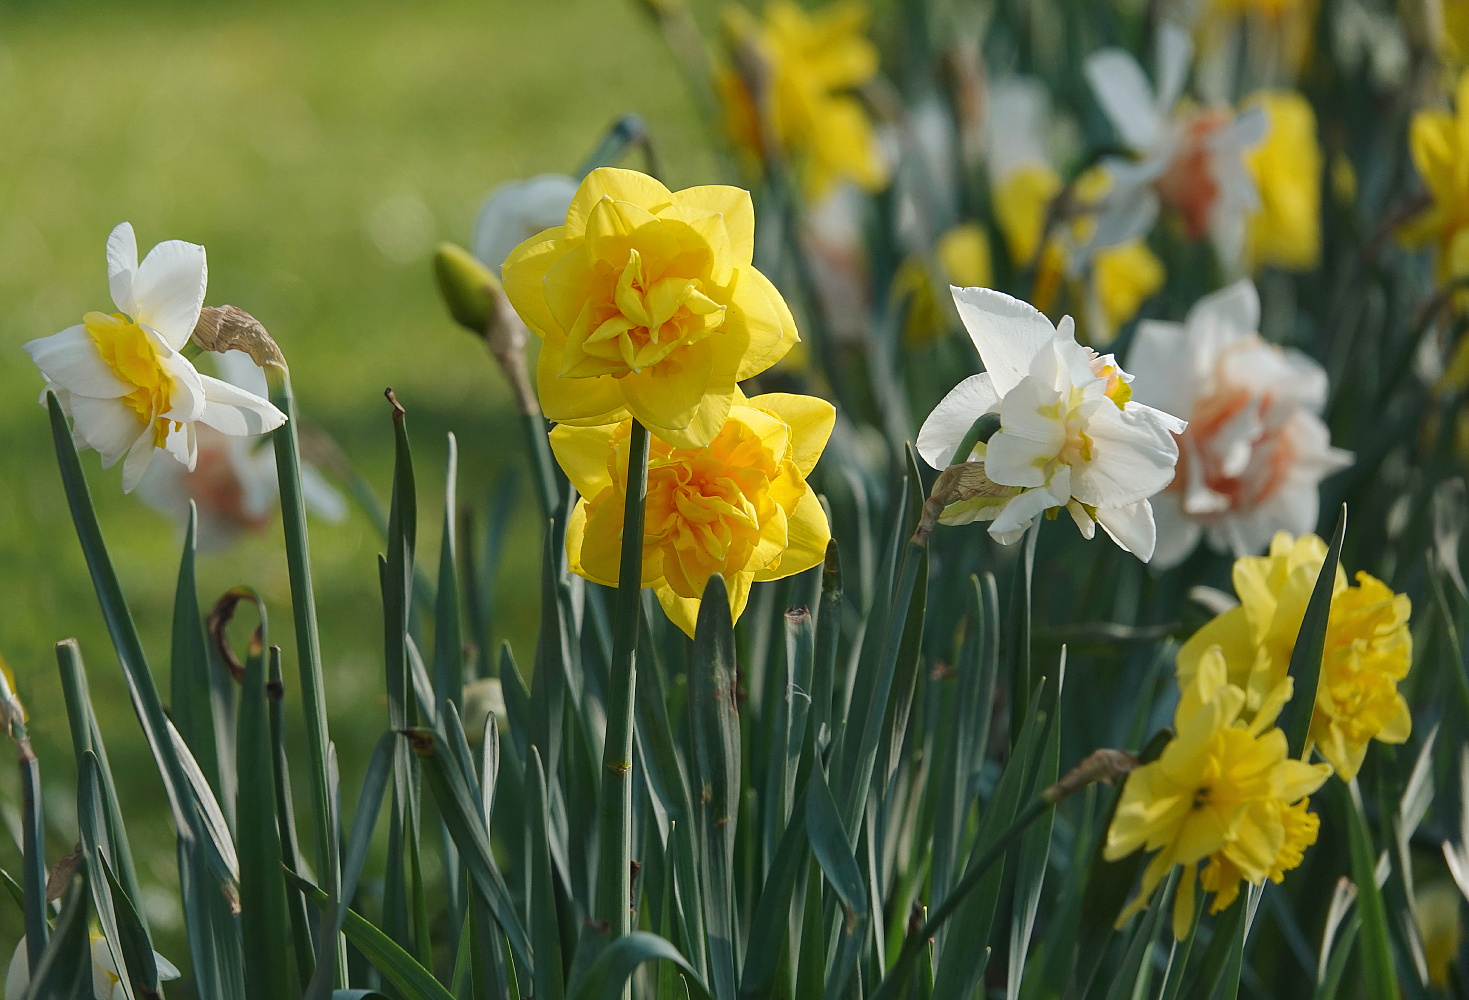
[593,418,651,942]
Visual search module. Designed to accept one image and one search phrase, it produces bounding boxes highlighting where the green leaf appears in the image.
[1181,885,1248,1000]
[21,873,92,1000]
[171,505,225,818]
[1103,866,1179,1000]
[1340,780,1401,1000]
[238,633,295,1000]
[805,766,866,917]
[98,853,161,1000]
[435,433,465,714]
[688,573,742,1000]
[528,746,566,1000]
[265,366,340,916]
[1283,505,1347,758]
[268,650,318,990]
[293,872,458,1000]
[78,752,138,1000]
[568,931,714,1000]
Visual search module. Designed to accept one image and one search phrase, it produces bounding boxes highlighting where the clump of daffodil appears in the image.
[550,391,833,636]
[1178,531,1412,782]
[1402,70,1469,284]
[1106,647,1331,940]
[717,1,889,201]
[23,222,287,493]
[1243,90,1322,272]
[502,168,798,448]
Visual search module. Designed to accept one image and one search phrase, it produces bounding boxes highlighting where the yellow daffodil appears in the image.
[1416,881,1463,990]
[1402,71,1469,284]
[502,168,799,448]
[1178,531,1413,781]
[1106,647,1331,939]
[550,391,833,636]
[718,1,889,200]
[1198,795,1320,913]
[1243,90,1323,272]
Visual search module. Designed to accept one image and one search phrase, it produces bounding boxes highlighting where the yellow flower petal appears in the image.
[548,424,617,498]
[565,167,674,236]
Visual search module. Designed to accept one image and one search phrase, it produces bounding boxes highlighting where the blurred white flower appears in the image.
[1084,24,1265,268]
[6,934,181,1000]
[136,350,345,551]
[917,286,1186,559]
[23,222,286,493]
[1126,280,1353,568]
[471,174,579,274]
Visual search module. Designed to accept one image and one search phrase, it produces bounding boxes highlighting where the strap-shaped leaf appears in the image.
[568,931,713,1000]
[1283,505,1347,758]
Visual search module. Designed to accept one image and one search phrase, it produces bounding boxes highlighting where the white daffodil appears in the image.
[136,350,346,551]
[23,223,286,494]
[471,173,579,275]
[917,286,1187,560]
[6,934,181,1000]
[1084,24,1266,269]
[1125,280,1353,568]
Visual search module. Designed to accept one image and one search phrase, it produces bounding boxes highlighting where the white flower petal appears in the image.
[107,222,139,317]
[1154,23,1194,110]
[1125,319,1197,417]
[1186,278,1259,334]
[950,285,1058,397]
[121,426,158,494]
[195,374,287,436]
[158,347,206,423]
[916,372,1000,468]
[1089,182,1161,250]
[23,325,132,399]
[1124,401,1188,436]
[162,420,197,471]
[7,937,29,1000]
[132,238,207,350]
[472,173,579,274]
[1096,499,1158,561]
[300,463,348,523]
[989,487,1057,542]
[154,951,182,981]
[1066,499,1097,539]
[70,395,146,468]
[986,78,1052,182]
[1084,48,1163,151]
[1149,491,1201,569]
[1071,405,1180,507]
[986,378,1067,488]
[213,349,270,398]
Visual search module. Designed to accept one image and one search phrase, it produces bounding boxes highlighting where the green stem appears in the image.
[873,796,1052,1000]
[520,410,560,520]
[594,419,651,940]
[265,366,344,988]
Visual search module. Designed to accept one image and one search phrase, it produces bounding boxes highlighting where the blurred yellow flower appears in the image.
[1090,239,1166,343]
[895,223,993,346]
[550,391,833,636]
[502,168,798,448]
[1417,881,1463,989]
[1179,531,1413,781]
[1198,795,1319,913]
[718,1,889,201]
[1105,647,1330,939]
[1243,90,1322,271]
[994,164,1062,267]
[1402,71,1469,284]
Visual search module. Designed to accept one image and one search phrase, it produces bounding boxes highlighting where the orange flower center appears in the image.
[1156,110,1230,240]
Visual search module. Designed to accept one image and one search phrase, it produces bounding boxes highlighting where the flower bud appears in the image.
[433,242,501,337]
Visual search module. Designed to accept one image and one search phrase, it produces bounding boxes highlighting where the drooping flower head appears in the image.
[502,168,799,448]
[718,1,889,200]
[1084,24,1266,268]
[916,287,1186,560]
[551,391,833,636]
[1105,647,1331,939]
[7,934,181,1000]
[23,223,287,493]
[1241,90,1323,272]
[1401,70,1469,284]
[1126,281,1352,568]
[1178,531,1413,781]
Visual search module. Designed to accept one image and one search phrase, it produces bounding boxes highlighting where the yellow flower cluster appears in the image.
[1106,648,1331,940]
[1180,531,1412,781]
[717,1,889,201]
[1107,532,1414,937]
[503,167,834,633]
[1402,70,1469,283]
[1243,90,1323,272]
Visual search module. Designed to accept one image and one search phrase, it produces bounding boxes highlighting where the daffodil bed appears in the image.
[7,1,1469,999]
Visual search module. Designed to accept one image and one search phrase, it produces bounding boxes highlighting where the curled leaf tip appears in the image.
[384,387,406,421]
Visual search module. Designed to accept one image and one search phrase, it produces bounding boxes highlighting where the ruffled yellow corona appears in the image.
[502,168,799,448]
[551,391,833,636]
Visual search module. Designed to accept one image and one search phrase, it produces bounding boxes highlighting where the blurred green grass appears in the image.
[0,0,713,961]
